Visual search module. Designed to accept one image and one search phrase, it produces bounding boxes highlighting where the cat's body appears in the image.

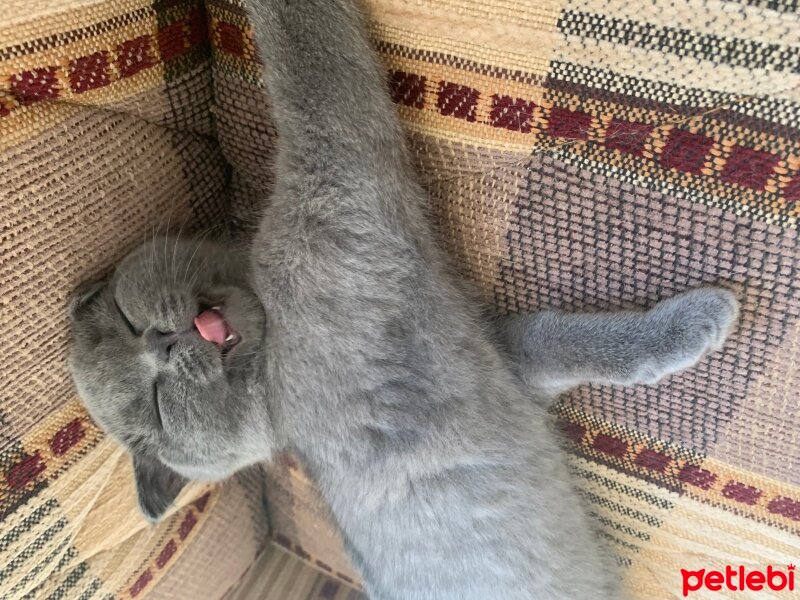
[68,1,738,598]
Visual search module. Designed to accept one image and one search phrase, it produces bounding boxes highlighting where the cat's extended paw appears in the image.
[636,287,739,383]
[653,287,739,351]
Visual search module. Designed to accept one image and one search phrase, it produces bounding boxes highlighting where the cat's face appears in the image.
[69,236,269,520]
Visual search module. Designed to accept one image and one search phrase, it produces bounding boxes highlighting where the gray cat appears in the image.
[68,0,739,598]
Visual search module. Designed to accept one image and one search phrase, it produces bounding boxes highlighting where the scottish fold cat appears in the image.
[69,1,738,597]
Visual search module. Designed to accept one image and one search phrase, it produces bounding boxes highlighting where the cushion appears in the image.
[0,1,269,597]
[2,0,799,598]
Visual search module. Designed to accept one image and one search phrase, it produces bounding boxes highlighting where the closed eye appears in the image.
[152,381,163,429]
[114,297,141,336]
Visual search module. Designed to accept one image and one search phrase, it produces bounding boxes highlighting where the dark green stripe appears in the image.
[0,499,59,552]
[8,539,73,598]
[44,563,89,600]
[0,518,67,583]
[571,464,674,511]
[76,578,103,600]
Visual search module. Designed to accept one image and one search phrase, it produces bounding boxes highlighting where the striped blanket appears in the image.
[1,0,798,598]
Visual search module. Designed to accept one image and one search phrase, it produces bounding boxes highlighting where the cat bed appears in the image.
[1,0,799,598]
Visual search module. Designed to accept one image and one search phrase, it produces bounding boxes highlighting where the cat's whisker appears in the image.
[182,228,217,289]
[149,222,159,287]
[185,253,211,293]
[149,198,176,283]
[163,205,174,283]
[171,216,191,285]
[139,226,155,291]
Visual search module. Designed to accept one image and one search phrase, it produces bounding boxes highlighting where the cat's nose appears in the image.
[145,329,180,362]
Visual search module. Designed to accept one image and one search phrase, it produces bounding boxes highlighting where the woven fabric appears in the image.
[0,1,264,598]
[224,542,365,600]
[262,455,363,589]
[366,1,800,596]
[2,0,799,598]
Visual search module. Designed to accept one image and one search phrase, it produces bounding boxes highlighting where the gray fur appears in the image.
[497,287,739,398]
[68,0,739,597]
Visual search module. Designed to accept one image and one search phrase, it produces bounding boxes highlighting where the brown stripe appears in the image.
[206,0,250,18]
[547,73,800,141]
[546,75,689,117]
[374,40,543,86]
[0,7,154,61]
[713,107,800,139]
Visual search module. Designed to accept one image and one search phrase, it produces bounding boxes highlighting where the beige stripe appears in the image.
[673,502,799,565]
[1,0,154,49]
[608,472,800,598]
[48,434,216,598]
[49,432,212,558]
[102,77,173,125]
[0,60,167,154]
[652,500,799,597]
[373,22,552,79]
[582,464,800,599]
[0,102,85,155]
[225,543,366,600]
[372,23,550,84]
[0,487,115,599]
[405,116,558,153]
[0,19,160,77]
[367,0,563,77]
[372,0,564,28]
[553,36,800,102]
[684,456,800,533]
[570,0,800,48]
[0,401,108,597]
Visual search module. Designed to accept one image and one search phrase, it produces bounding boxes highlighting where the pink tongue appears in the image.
[194,310,228,345]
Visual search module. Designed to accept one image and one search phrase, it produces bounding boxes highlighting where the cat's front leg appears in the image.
[499,287,738,396]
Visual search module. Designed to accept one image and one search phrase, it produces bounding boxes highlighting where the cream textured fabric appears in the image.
[2,0,799,598]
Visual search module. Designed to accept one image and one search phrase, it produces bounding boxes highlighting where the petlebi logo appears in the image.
[681,564,795,596]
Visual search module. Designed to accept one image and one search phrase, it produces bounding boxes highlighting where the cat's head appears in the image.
[68,236,270,521]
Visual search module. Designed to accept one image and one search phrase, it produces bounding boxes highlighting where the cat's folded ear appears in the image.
[68,278,108,320]
[132,453,188,522]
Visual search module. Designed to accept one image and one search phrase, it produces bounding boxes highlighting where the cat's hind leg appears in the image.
[497,287,738,396]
